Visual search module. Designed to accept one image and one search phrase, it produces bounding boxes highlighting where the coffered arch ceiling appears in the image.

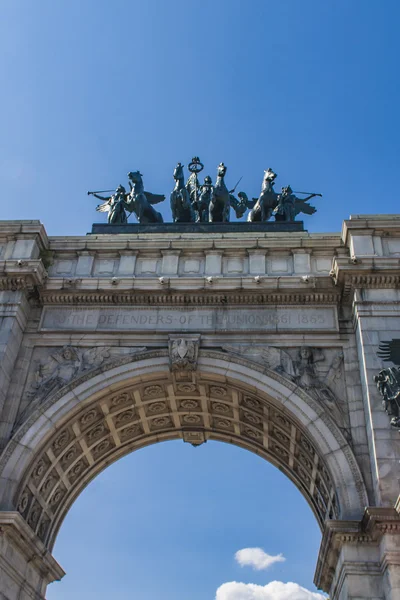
[0,351,368,550]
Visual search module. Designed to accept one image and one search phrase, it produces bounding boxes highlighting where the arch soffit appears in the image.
[0,350,368,548]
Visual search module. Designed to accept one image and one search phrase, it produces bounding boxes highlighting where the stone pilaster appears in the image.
[332,216,400,507]
[0,512,64,600]
[0,224,47,449]
[315,507,400,600]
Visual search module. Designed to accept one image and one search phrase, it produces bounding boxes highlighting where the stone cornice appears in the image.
[314,508,400,592]
[0,260,47,291]
[329,256,400,300]
[342,214,400,245]
[0,221,48,249]
[47,232,343,253]
[0,511,64,582]
[39,289,340,306]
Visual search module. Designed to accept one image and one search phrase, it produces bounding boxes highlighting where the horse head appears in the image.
[127,171,143,186]
[263,168,277,185]
[173,163,185,182]
[217,163,227,179]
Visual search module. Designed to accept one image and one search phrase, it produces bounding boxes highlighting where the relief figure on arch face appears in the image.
[293,346,323,389]
[32,346,81,403]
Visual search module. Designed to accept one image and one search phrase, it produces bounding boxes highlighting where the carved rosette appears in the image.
[168,334,200,371]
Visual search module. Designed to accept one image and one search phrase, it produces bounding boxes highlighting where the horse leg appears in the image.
[170,192,176,222]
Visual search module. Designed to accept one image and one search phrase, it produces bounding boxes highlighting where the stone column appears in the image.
[0,512,64,600]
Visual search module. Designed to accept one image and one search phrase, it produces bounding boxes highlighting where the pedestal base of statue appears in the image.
[90,221,305,235]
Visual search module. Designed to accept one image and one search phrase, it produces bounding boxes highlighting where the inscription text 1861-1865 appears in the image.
[41,307,338,332]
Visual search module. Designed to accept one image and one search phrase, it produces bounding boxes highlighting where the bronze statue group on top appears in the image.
[88,158,321,225]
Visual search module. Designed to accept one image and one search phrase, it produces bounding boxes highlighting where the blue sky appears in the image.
[1,1,399,598]
[47,442,324,600]
[1,1,400,234]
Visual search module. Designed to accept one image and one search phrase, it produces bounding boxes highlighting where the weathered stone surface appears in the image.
[40,306,338,332]
[0,215,400,599]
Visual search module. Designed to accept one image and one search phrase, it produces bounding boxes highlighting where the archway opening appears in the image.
[46,439,325,600]
[2,354,367,599]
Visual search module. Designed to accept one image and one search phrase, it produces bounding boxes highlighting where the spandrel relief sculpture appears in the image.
[17,346,147,429]
[222,343,349,436]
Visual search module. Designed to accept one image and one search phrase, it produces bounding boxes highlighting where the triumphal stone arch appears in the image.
[0,215,399,600]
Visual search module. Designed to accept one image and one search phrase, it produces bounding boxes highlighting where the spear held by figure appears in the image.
[292,191,323,197]
[87,189,115,195]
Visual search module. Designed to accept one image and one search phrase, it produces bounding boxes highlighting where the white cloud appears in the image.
[216,581,326,600]
[235,548,286,571]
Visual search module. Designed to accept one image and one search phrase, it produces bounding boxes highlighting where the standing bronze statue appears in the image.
[273,185,319,222]
[89,185,128,225]
[197,176,213,222]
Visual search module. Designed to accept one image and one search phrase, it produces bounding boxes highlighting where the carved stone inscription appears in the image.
[41,306,338,332]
